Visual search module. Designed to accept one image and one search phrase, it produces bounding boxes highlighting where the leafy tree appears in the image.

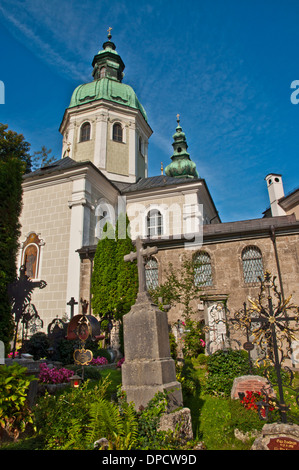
[149,254,202,318]
[91,214,138,339]
[0,123,31,172]
[91,222,117,328]
[0,124,29,351]
[114,213,138,319]
[31,146,56,171]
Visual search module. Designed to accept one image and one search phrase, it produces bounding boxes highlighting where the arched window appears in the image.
[145,257,159,290]
[80,122,91,142]
[146,209,163,237]
[112,123,123,142]
[242,246,264,284]
[194,251,213,286]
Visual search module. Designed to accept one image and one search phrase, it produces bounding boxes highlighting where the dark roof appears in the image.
[202,214,299,243]
[23,157,83,179]
[77,214,299,257]
[112,175,202,193]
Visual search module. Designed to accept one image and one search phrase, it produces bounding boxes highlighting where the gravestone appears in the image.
[0,340,4,365]
[252,423,299,450]
[122,237,183,411]
[231,375,275,400]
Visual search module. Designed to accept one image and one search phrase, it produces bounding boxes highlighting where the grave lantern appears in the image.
[70,374,82,388]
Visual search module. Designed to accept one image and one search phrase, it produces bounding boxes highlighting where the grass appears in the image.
[2,359,299,451]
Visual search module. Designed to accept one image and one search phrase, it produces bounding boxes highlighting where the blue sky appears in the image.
[0,0,299,222]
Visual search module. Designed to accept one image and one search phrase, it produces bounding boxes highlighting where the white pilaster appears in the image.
[128,120,136,180]
[94,112,108,169]
[66,177,92,316]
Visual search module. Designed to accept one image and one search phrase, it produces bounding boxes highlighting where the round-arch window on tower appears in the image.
[113,123,123,142]
[80,122,91,142]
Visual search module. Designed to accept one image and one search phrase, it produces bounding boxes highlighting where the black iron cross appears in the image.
[67,297,78,319]
[248,294,299,424]
[124,237,158,293]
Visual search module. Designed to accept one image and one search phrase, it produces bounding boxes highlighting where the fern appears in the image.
[85,396,138,450]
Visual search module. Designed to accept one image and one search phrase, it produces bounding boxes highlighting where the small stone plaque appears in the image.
[267,437,299,450]
[73,348,93,365]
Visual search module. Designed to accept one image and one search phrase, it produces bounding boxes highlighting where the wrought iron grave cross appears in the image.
[242,273,299,423]
[124,237,158,293]
[67,297,78,319]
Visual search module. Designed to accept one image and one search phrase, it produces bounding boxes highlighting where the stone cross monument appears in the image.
[122,237,183,411]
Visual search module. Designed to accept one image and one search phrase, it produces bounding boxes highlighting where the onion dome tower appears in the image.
[165,115,199,179]
[59,28,152,183]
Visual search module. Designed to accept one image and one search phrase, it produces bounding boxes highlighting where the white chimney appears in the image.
[265,174,286,216]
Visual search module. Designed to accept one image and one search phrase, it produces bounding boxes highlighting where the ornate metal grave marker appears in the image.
[7,265,47,356]
[232,271,299,423]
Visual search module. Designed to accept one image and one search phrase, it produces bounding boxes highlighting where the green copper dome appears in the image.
[69,78,148,121]
[165,116,199,179]
[68,30,148,122]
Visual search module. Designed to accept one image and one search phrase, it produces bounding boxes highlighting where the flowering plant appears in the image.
[39,363,74,384]
[240,390,275,418]
[7,351,19,358]
[117,357,125,368]
[90,356,109,366]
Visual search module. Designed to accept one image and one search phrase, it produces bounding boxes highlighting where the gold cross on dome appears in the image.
[176,113,180,123]
[107,27,112,38]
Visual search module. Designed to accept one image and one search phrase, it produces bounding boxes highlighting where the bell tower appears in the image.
[59,29,152,183]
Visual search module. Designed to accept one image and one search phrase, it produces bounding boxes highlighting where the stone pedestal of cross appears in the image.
[122,237,183,411]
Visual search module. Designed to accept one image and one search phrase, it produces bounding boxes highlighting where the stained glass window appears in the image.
[145,257,159,290]
[146,209,163,237]
[194,251,213,286]
[242,246,264,284]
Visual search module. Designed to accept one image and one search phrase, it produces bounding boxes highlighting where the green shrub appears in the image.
[24,332,50,360]
[0,363,36,440]
[205,349,250,397]
[33,377,111,449]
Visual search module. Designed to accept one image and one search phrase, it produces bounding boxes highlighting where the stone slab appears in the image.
[158,408,193,442]
[252,423,299,450]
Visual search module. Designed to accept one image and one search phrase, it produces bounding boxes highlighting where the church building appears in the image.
[18,33,299,362]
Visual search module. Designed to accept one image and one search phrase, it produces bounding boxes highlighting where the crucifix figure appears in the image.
[124,237,158,293]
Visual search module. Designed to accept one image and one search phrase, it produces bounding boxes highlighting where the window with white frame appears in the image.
[146,209,163,237]
[80,122,91,142]
[112,123,123,142]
